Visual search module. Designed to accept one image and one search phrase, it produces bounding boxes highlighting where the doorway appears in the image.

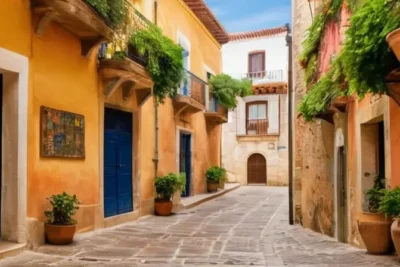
[336,146,347,243]
[104,108,133,217]
[179,132,191,197]
[247,153,267,184]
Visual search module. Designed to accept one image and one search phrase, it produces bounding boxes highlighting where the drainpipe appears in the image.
[286,23,294,225]
[153,0,159,180]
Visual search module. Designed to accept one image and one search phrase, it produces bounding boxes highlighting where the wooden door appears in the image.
[104,108,133,217]
[247,154,267,184]
[180,132,191,197]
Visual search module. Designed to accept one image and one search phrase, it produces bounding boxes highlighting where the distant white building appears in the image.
[222,26,289,186]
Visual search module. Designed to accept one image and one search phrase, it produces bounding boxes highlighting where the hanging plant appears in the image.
[340,0,400,97]
[130,25,185,101]
[209,74,252,109]
[85,0,128,30]
[298,67,344,121]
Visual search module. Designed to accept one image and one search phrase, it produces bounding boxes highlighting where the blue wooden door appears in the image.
[104,108,133,217]
[179,133,191,197]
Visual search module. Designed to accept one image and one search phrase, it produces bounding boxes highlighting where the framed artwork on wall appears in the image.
[40,106,85,158]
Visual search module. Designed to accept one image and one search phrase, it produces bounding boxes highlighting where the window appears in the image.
[246,101,268,135]
[248,51,265,78]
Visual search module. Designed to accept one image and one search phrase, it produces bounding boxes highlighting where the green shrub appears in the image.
[206,166,226,183]
[86,0,109,20]
[379,187,400,218]
[85,0,128,30]
[155,173,186,201]
[44,192,80,225]
[209,74,252,109]
[130,25,185,101]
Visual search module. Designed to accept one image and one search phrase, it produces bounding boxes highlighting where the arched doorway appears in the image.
[247,153,267,184]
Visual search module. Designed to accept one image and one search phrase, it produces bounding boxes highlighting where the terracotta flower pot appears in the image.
[45,224,76,245]
[387,28,400,62]
[357,212,392,254]
[391,219,400,256]
[207,181,219,193]
[154,199,173,216]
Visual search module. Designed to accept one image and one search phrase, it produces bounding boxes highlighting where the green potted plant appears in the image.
[205,166,223,193]
[218,167,227,189]
[358,176,392,254]
[379,187,400,256]
[154,173,185,216]
[44,192,80,245]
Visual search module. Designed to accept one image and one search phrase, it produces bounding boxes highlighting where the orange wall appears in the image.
[28,24,100,221]
[390,98,400,188]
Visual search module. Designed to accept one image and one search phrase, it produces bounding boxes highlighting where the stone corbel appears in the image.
[81,39,104,58]
[104,75,137,100]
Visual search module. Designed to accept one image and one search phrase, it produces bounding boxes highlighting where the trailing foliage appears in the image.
[298,68,343,121]
[209,74,252,109]
[205,166,226,183]
[44,192,80,225]
[85,0,127,30]
[155,173,186,201]
[379,187,400,218]
[300,0,344,85]
[340,0,400,97]
[130,25,185,101]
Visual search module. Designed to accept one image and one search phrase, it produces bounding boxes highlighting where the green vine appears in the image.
[340,0,400,97]
[130,25,185,101]
[85,0,127,30]
[209,74,252,109]
[300,0,344,87]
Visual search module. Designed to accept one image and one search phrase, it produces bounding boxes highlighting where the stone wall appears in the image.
[292,0,335,233]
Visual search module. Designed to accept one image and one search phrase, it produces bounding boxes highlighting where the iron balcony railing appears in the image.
[231,70,285,83]
[98,1,151,66]
[247,119,269,135]
[178,70,207,106]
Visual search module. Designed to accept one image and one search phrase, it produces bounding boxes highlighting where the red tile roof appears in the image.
[229,26,288,41]
[183,0,229,44]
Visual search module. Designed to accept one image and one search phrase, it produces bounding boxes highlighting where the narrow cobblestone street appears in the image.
[1,187,399,266]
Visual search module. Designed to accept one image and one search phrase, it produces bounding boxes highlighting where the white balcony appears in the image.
[230,70,286,85]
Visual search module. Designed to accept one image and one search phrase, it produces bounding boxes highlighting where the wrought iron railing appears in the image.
[231,70,285,83]
[97,0,151,66]
[178,70,206,106]
[247,119,269,135]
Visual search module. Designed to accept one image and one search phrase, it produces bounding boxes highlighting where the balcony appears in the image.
[174,70,206,114]
[204,96,228,124]
[231,70,286,84]
[31,0,113,57]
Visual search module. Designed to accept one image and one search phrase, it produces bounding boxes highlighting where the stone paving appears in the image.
[1,186,400,266]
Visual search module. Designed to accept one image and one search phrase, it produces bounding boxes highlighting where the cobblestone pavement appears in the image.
[1,186,399,266]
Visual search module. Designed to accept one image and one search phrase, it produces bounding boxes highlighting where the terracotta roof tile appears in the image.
[183,0,229,44]
[229,26,288,41]
[253,82,288,95]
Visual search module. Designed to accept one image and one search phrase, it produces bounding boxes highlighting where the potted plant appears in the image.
[379,187,400,256]
[44,192,80,245]
[206,166,223,193]
[358,176,392,254]
[218,167,227,189]
[154,173,185,216]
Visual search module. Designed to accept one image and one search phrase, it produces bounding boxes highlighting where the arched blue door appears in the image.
[104,108,133,217]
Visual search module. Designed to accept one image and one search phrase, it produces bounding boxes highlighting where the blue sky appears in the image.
[204,0,291,33]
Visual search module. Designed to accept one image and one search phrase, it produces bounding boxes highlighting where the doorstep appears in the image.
[179,183,240,210]
[0,241,26,260]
